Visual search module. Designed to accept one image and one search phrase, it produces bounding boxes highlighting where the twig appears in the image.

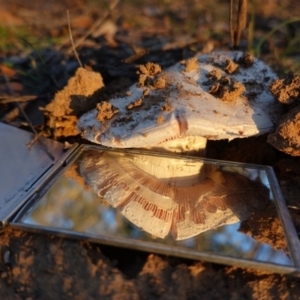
[67,10,82,68]
[247,0,255,52]
[230,0,234,47]
[236,0,247,47]
[2,73,55,161]
[230,0,248,49]
[31,1,120,68]
[0,95,37,104]
[66,0,120,54]
[123,49,149,64]
[1,102,26,123]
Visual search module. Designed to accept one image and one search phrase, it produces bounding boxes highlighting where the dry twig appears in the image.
[230,0,248,49]
[67,10,82,68]
[2,73,54,161]
[66,0,120,54]
[0,95,37,104]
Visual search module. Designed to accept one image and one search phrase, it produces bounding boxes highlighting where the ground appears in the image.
[1,0,300,299]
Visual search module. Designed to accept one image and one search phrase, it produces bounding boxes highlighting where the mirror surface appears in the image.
[20,148,292,266]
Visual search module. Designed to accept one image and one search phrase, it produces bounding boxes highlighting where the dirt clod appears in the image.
[138,62,162,76]
[45,67,104,118]
[137,62,163,88]
[138,74,148,87]
[225,59,239,74]
[219,81,245,102]
[161,102,173,112]
[184,57,199,72]
[269,72,300,105]
[157,115,165,124]
[268,105,300,156]
[127,98,143,109]
[239,52,254,67]
[43,67,104,138]
[240,204,287,252]
[208,69,222,80]
[209,82,220,94]
[143,88,150,96]
[154,77,166,89]
[96,101,119,122]
[209,75,245,102]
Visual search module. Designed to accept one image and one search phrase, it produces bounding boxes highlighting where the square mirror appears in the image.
[11,145,300,275]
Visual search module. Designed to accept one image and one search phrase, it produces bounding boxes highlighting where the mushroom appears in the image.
[78,51,280,155]
[78,51,279,240]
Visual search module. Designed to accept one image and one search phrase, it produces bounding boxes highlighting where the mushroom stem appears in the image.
[145,136,207,157]
[145,136,207,177]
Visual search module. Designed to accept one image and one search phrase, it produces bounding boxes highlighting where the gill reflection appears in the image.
[21,150,292,265]
[80,150,269,241]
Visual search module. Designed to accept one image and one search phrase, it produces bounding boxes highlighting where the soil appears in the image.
[44,67,104,138]
[268,105,300,156]
[183,58,199,72]
[239,203,287,252]
[1,0,300,299]
[268,72,300,156]
[96,101,119,122]
[208,76,246,102]
[269,73,300,105]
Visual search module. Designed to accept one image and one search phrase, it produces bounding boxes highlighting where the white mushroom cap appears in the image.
[78,51,280,149]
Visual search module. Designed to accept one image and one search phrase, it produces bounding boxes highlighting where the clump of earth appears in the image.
[43,67,104,138]
[268,72,300,156]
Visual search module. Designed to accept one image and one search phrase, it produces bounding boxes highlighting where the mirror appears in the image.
[18,146,293,267]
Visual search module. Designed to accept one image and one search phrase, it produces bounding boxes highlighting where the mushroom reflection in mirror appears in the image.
[80,150,269,240]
